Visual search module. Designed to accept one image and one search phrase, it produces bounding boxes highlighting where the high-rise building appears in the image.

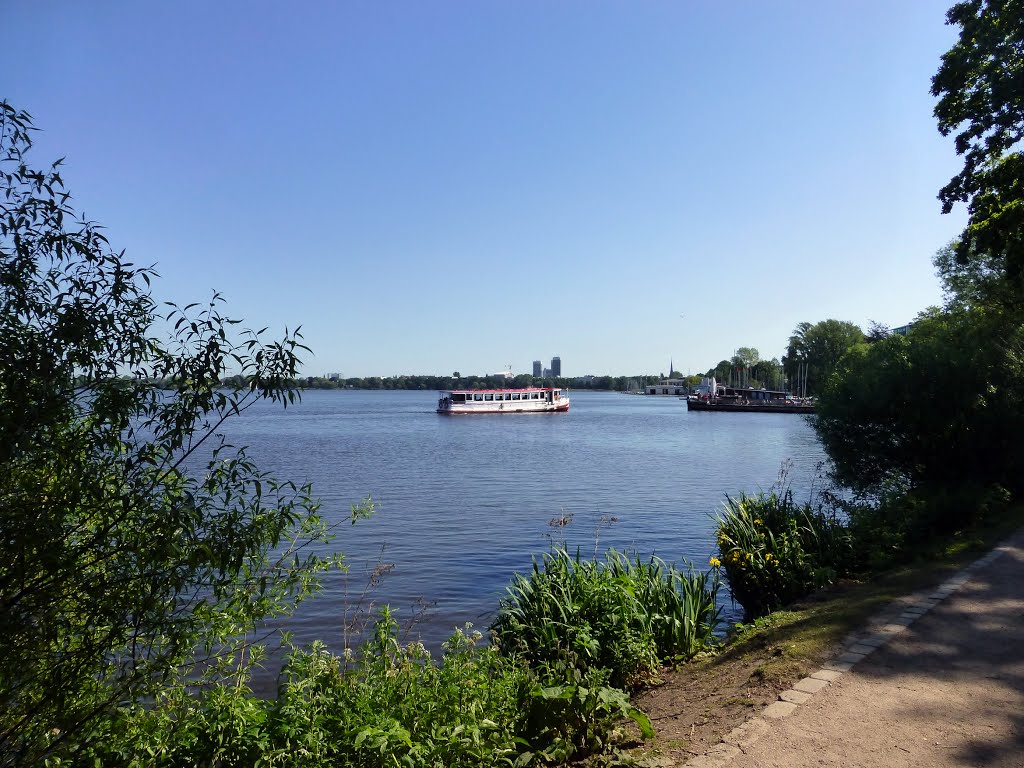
[551,356,561,377]
[532,360,542,377]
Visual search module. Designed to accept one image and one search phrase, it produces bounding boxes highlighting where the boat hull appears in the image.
[439,401,570,415]
[686,399,814,414]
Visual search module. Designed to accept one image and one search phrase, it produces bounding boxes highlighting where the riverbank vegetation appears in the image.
[710,0,1024,587]
[814,0,1024,554]
[0,102,358,765]
[4,1,1023,765]
[493,551,721,689]
[0,101,718,767]
[714,484,851,618]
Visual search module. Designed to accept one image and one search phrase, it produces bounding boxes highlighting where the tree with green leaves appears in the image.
[814,307,1024,532]
[781,321,812,390]
[813,0,1024,543]
[731,347,760,369]
[932,0,1024,309]
[708,359,733,384]
[750,357,783,391]
[0,103,353,764]
[782,320,864,396]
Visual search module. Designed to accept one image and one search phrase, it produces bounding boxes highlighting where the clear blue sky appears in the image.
[4,1,967,378]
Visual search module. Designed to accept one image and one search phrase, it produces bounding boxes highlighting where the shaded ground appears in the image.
[631,585,941,763]
[720,529,1024,768]
[629,528,1024,767]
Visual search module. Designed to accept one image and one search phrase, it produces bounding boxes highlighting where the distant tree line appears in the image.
[234,373,667,392]
[93,372,671,394]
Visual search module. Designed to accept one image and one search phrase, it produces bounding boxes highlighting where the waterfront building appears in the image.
[533,360,542,377]
[646,378,689,396]
[551,356,561,377]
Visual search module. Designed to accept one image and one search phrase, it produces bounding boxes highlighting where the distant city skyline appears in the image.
[2,2,967,377]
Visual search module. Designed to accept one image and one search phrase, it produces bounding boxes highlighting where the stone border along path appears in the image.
[680,540,1013,768]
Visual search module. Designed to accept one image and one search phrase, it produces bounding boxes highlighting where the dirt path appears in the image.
[685,529,1024,768]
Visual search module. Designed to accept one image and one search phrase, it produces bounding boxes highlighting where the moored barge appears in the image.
[686,398,814,414]
[685,386,814,413]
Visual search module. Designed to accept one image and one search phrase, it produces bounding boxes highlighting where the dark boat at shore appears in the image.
[684,386,815,414]
[685,398,814,414]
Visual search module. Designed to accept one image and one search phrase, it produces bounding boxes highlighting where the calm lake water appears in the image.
[218,389,828,656]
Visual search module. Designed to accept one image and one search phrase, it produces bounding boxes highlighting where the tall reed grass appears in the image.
[492,549,721,689]
[715,488,851,618]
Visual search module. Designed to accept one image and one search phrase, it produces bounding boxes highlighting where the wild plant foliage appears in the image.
[492,549,721,689]
[0,102,350,764]
[72,610,651,768]
[714,488,851,619]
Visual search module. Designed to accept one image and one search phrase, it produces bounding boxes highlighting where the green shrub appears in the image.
[715,489,851,619]
[841,481,1013,571]
[75,609,650,767]
[492,549,721,689]
[518,663,653,763]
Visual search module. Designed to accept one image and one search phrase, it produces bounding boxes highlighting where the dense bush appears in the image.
[75,618,521,767]
[0,102,345,765]
[714,489,851,619]
[492,549,722,689]
[834,481,1014,573]
[68,614,655,768]
[71,610,651,767]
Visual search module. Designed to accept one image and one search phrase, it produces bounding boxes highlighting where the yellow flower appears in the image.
[709,557,721,568]
[754,519,762,526]
[765,553,776,563]
[745,552,753,562]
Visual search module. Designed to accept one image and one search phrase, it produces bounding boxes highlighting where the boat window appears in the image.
[511,393,520,400]
[484,394,493,401]
[453,393,466,403]
[504,394,511,400]
[533,393,540,399]
[474,393,483,401]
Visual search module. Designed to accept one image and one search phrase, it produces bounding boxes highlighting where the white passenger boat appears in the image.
[436,387,570,414]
